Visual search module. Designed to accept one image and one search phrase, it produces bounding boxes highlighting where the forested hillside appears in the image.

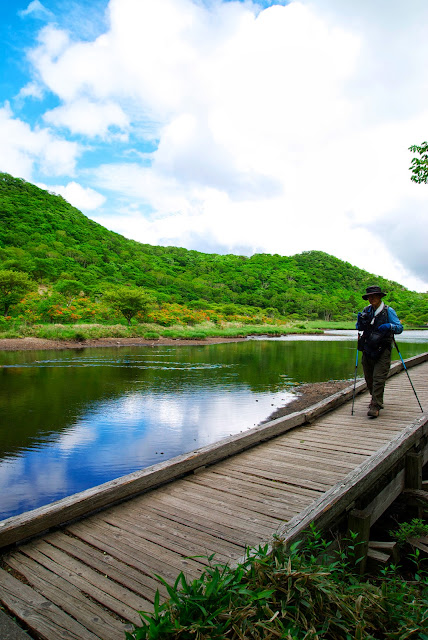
[0,172,427,325]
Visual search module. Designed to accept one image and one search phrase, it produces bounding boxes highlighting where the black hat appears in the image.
[362,285,387,300]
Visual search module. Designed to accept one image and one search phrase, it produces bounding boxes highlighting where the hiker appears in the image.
[356,285,403,418]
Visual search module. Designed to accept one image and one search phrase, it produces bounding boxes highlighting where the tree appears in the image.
[104,286,153,325]
[409,141,428,183]
[0,270,35,316]
[54,279,84,304]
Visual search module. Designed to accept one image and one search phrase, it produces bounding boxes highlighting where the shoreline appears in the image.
[0,335,250,351]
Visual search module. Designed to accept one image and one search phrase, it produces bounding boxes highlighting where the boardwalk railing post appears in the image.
[405,451,423,490]
[405,450,424,518]
[347,509,371,574]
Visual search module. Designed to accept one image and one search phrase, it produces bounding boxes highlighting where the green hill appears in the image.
[0,172,426,324]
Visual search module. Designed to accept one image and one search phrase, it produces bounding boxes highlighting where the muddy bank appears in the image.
[0,335,249,351]
[264,379,353,421]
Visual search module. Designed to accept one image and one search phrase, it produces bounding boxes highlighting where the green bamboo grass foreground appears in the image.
[126,525,428,640]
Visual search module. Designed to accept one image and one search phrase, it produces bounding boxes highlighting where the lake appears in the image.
[1,331,427,520]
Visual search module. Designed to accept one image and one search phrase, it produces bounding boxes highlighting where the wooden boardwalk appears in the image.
[0,356,427,640]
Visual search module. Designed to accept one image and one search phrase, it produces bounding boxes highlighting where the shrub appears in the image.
[126,535,428,640]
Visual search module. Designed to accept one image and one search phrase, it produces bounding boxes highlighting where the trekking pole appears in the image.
[351,342,359,416]
[392,337,424,413]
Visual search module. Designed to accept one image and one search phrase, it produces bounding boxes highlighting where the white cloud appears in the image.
[20,0,428,290]
[16,82,44,101]
[43,98,130,138]
[0,104,80,179]
[19,0,54,20]
[37,180,106,210]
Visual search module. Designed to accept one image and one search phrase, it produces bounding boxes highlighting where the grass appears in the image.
[126,526,428,640]
[0,321,326,342]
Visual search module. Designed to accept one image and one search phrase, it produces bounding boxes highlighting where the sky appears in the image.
[1,0,427,292]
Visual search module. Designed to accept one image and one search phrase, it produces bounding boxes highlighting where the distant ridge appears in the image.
[0,172,422,320]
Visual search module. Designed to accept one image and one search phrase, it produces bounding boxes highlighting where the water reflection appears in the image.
[1,333,427,520]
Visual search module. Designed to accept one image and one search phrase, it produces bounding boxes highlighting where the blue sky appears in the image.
[1,0,428,292]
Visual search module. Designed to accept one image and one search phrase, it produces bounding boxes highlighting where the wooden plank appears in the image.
[279,436,377,456]
[47,531,165,602]
[0,567,99,640]
[209,466,322,500]
[21,541,146,623]
[117,500,246,558]
[187,473,316,510]
[221,457,341,487]
[156,480,294,524]
[65,521,182,586]
[218,461,335,492]
[68,519,206,581]
[146,490,276,538]
[253,448,364,471]
[405,452,423,489]
[234,448,350,477]
[292,427,391,445]
[273,442,368,464]
[367,549,390,564]
[100,510,238,565]
[135,497,268,546]
[276,438,375,456]
[273,440,368,463]
[5,552,125,640]
[347,509,371,574]
[365,471,405,526]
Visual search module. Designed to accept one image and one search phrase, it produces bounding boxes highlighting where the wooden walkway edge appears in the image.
[0,352,427,640]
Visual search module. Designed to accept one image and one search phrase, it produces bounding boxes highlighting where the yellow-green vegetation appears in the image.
[0,320,323,342]
[1,172,427,331]
[126,526,428,640]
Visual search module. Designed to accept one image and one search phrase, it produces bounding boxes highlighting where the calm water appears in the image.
[1,331,427,520]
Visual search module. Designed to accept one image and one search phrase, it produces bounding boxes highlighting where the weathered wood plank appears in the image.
[138,497,268,546]
[187,473,315,510]
[156,480,294,524]
[65,521,180,588]
[219,459,339,490]
[21,542,146,623]
[68,519,206,581]
[47,531,163,602]
[219,462,335,492]
[0,567,99,640]
[100,510,239,565]
[119,501,246,558]
[5,552,125,640]
[209,466,322,499]
[234,449,349,478]
[273,441,368,463]
[146,491,276,539]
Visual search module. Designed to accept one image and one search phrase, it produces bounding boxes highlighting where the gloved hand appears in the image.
[377,323,391,333]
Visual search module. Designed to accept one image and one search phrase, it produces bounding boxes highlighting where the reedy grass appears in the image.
[126,529,428,640]
[0,321,324,342]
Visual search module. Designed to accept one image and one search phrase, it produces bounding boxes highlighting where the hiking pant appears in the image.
[362,346,392,409]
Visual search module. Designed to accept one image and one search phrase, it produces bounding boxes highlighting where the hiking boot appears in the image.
[367,406,379,418]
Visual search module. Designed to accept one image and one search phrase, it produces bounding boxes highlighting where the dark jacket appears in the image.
[356,304,403,359]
